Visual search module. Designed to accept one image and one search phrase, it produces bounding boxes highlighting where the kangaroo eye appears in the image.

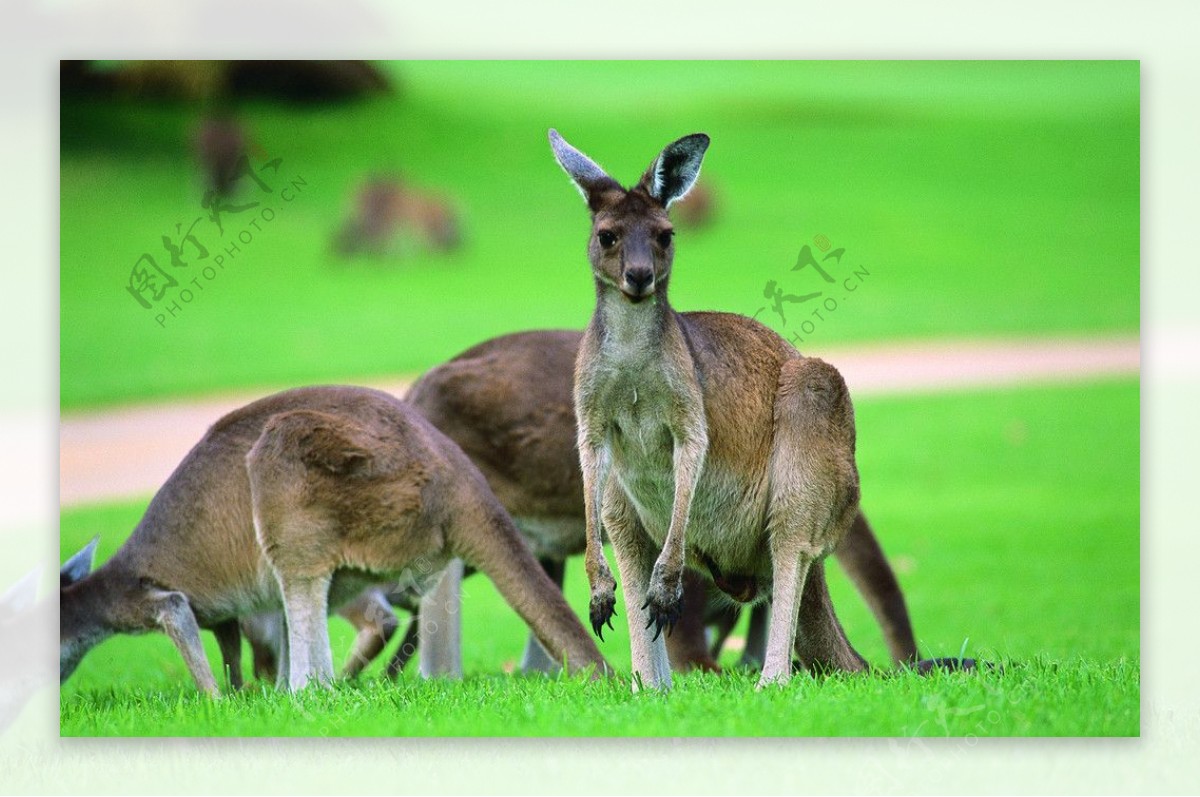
[656,229,675,248]
[597,230,617,249]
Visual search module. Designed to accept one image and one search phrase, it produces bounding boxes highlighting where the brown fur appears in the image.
[403,328,919,671]
[59,386,607,693]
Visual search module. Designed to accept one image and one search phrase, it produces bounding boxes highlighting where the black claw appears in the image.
[641,595,682,642]
[590,594,616,641]
[605,616,614,631]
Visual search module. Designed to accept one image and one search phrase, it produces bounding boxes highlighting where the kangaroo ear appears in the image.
[549,129,621,212]
[639,133,710,208]
[60,537,99,587]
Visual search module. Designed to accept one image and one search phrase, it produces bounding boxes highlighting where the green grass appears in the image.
[59,378,1139,736]
[60,661,1137,737]
[60,61,1138,411]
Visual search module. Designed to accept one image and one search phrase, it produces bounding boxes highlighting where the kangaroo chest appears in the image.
[607,385,674,461]
[592,360,766,566]
[584,311,772,578]
[591,349,676,457]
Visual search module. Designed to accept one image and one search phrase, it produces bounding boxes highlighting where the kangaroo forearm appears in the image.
[577,436,611,585]
[662,434,706,571]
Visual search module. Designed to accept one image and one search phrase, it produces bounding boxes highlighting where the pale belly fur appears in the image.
[606,415,773,578]
[195,554,449,624]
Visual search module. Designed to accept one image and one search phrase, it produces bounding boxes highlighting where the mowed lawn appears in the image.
[59,378,1139,736]
[60,61,1138,411]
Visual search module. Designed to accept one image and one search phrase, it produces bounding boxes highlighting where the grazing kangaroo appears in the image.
[551,129,862,691]
[333,176,462,258]
[59,386,608,693]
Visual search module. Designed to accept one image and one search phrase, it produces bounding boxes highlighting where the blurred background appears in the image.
[57,61,1139,716]
[60,60,1137,409]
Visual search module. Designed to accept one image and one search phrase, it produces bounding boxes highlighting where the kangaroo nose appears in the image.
[624,268,654,295]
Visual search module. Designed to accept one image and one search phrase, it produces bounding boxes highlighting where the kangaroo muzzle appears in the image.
[622,267,654,302]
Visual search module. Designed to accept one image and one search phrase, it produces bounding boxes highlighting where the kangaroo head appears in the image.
[549,129,709,304]
[59,536,100,683]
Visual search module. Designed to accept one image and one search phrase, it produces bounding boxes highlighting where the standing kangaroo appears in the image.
[551,129,862,690]
[59,386,608,693]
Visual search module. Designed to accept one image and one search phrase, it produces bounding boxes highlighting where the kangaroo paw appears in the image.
[641,570,683,642]
[590,592,617,640]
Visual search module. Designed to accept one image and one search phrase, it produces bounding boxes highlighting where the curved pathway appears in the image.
[59,335,1139,508]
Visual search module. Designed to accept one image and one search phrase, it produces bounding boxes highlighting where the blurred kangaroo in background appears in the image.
[59,386,608,694]
[332,176,462,258]
[553,129,863,690]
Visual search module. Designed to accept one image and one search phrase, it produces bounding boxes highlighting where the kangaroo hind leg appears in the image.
[759,357,861,689]
[338,587,400,679]
[247,409,366,691]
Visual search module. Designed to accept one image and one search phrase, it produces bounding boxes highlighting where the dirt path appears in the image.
[59,335,1138,508]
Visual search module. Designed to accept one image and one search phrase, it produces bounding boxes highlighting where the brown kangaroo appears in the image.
[403,328,918,677]
[332,176,462,258]
[552,129,863,690]
[59,386,608,693]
